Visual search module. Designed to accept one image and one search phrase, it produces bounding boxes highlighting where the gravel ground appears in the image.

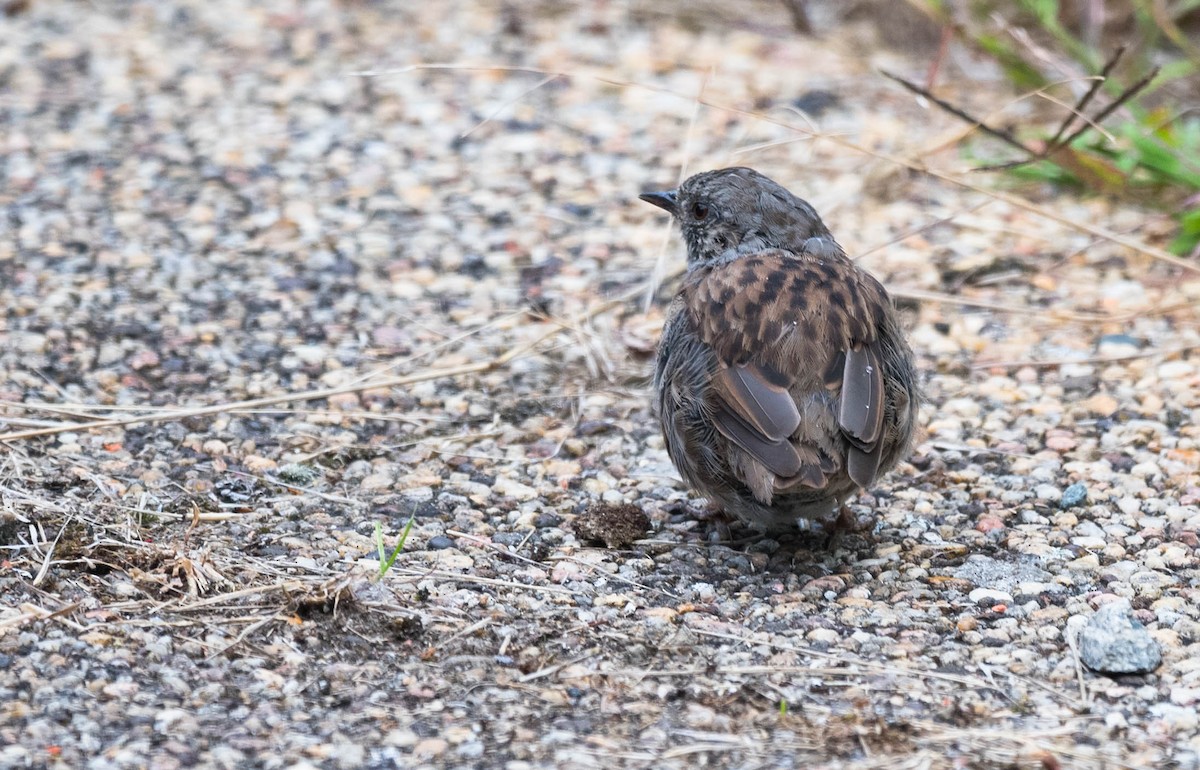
[2,1,1200,768]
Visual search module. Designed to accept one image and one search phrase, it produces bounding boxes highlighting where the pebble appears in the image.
[1171,688,1200,706]
[1101,561,1139,581]
[806,628,840,644]
[1117,496,1142,516]
[493,476,538,501]
[1060,483,1088,509]
[1158,361,1195,380]
[1078,600,1163,675]
[1034,484,1062,503]
[1045,434,1078,452]
[277,463,319,486]
[1080,394,1119,415]
[968,588,1014,606]
[1131,461,1162,479]
[975,514,1005,533]
[1150,704,1199,732]
[949,555,1052,594]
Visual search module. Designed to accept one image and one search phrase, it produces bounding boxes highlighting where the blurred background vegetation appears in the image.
[903,0,1200,257]
[842,0,1200,257]
[496,0,1200,253]
[654,0,1200,256]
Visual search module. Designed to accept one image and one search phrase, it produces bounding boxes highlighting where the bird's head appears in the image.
[640,167,833,267]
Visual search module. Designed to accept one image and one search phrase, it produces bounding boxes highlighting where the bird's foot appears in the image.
[695,501,735,543]
[821,504,871,548]
[672,499,742,543]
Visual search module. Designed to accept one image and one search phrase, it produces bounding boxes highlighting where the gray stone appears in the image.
[947,554,1052,594]
[1060,483,1088,509]
[1078,600,1162,675]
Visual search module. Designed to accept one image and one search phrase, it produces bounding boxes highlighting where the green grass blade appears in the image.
[377,511,417,578]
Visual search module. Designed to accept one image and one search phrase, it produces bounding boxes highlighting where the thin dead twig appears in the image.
[686,627,1083,709]
[430,617,493,652]
[392,567,576,595]
[444,530,547,569]
[0,360,493,443]
[642,67,709,314]
[973,342,1200,370]
[545,553,677,599]
[94,501,250,523]
[888,286,1108,322]
[31,516,71,587]
[343,307,529,389]
[225,469,363,507]
[0,602,86,633]
[0,287,639,444]
[155,580,311,613]
[460,74,560,139]
[518,648,600,683]
[852,199,994,262]
[204,614,285,661]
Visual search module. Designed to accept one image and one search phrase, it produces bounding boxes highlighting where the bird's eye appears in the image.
[690,201,709,220]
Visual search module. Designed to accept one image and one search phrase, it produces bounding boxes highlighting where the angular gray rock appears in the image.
[948,554,1052,594]
[1078,600,1163,675]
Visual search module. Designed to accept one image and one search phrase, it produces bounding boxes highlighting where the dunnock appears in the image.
[641,167,919,532]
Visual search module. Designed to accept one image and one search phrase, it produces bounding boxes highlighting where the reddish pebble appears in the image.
[1045,434,1077,452]
[976,515,1005,533]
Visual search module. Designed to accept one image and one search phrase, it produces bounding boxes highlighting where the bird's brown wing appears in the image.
[684,249,890,492]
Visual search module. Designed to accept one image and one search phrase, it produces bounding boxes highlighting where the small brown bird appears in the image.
[641,167,919,533]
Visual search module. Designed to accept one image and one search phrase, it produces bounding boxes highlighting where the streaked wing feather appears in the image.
[711,405,803,478]
[838,344,884,445]
[712,364,801,442]
[847,444,883,488]
[773,461,830,491]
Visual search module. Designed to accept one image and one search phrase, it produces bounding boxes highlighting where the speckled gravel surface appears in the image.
[2,2,1200,769]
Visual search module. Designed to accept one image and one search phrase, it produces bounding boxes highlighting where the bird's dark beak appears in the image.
[639,189,678,217]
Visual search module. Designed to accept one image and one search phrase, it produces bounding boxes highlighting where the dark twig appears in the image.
[1052,65,1159,151]
[880,70,1034,158]
[1044,45,1126,149]
[972,63,1159,173]
[885,48,1160,175]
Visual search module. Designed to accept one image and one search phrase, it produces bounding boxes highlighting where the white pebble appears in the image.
[1034,484,1062,502]
[1117,497,1142,515]
[969,588,1013,605]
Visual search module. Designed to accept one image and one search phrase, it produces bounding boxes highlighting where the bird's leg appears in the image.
[832,504,862,532]
[822,504,870,548]
[692,499,735,543]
